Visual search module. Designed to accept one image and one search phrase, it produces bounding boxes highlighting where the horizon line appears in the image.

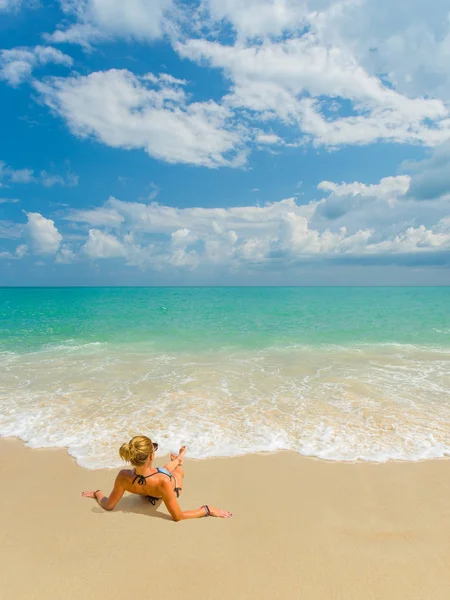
[1,285,450,289]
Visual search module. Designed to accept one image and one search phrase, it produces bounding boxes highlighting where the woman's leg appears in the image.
[164,445,186,473]
[163,446,186,496]
[171,464,184,496]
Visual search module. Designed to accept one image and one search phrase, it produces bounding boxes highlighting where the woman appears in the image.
[82,436,232,521]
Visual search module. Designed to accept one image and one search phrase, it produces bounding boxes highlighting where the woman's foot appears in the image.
[208,507,233,518]
[170,445,187,464]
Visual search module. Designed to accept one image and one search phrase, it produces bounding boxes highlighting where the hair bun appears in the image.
[119,436,154,467]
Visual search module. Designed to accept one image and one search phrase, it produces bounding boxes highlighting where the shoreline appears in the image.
[2,436,450,599]
[3,434,450,469]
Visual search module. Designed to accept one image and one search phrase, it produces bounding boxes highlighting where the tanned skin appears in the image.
[82,446,232,521]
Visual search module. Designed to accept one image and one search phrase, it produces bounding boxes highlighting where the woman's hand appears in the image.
[208,506,233,518]
[81,490,98,499]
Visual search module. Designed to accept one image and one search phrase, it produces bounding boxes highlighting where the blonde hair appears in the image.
[119,436,155,467]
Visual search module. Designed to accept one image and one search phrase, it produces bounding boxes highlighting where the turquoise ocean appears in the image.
[1,287,450,468]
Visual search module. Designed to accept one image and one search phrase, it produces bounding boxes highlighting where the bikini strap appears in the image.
[132,474,147,485]
[133,468,172,485]
[132,471,158,485]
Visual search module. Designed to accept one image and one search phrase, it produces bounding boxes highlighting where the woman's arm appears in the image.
[160,478,232,521]
[82,473,125,511]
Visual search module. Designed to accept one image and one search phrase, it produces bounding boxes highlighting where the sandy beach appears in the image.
[1,438,449,600]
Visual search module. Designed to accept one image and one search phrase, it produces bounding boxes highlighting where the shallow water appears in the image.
[1,287,449,468]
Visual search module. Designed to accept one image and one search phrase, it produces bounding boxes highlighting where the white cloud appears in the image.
[316,175,411,219]
[66,205,125,228]
[201,0,450,101]
[8,166,450,269]
[59,171,450,272]
[318,176,411,198]
[0,45,72,87]
[315,0,450,101]
[26,213,63,254]
[0,160,79,187]
[310,173,450,252]
[369,222,450,255]
[71,194,314,237]
[256,132,283,145]
[171,227,196,246]
[42,0,450,112]
[178,35,450,148]
[18,2,449,158]
[201,0,312,39]
[82,229,126,258]
[48,0,174,46]
[35,69,248,168]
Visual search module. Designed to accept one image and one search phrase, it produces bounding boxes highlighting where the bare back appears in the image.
[119,468,170,498]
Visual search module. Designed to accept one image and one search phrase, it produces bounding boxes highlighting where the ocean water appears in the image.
[1,287,450,468]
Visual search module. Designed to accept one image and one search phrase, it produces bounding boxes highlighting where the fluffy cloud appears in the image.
[0,45,72,87]
[201,0,450,101]
[24,1,450,160]
[316,176,411,220]
[35,69,247,168]
[178,35,450,148]
[66,206,124,228]
[56,171,450,271]
[201,0,313,39]
[26,213,63,254]
[310,171,450,242]
[315,0,450,102]
[48,0,174,46]
[82,229,126,259]
[7,166,450,269]
[368,223,450,255]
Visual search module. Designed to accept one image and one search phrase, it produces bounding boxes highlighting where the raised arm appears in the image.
[159,478,232,522]
[82,473,125,511]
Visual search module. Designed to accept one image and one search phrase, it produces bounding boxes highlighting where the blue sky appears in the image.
[1,0,450,285]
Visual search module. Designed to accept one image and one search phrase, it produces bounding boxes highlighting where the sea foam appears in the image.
[1,343,450,468]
